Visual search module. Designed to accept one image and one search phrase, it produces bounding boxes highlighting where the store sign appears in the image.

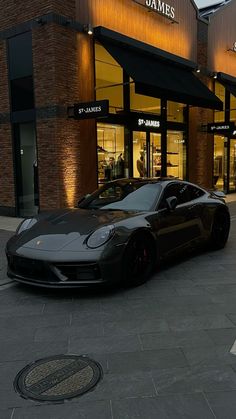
[207,122,235,134]
[138,118,161,128]
[133,0,176,21]
[130,114,162,130]
[72,100,109,120]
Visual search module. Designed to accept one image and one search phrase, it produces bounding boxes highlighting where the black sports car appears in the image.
[6,178,230,288]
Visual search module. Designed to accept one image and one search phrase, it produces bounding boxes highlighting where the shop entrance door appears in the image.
[133,131,148,177]
[150,133,162,177]
[132,132,162,178]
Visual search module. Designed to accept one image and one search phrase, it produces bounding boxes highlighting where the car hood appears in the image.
[12,208,142,251]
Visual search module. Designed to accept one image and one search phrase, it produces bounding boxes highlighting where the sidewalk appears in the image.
[0,204,236,418]
[0,216,23,232]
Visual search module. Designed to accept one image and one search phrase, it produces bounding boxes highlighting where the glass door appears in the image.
[132,132,147,177]
[229,139,236,192]
[167,131,185,179]
[150,133,161,177]
[14,122,38,216]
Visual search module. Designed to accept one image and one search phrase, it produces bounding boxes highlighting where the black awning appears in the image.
[94,27,223,111]
[218,72,236,98]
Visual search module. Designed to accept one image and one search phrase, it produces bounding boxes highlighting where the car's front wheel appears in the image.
[123,233,155,287]
[209,209,230,250]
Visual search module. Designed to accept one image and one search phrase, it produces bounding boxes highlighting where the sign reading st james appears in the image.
[133,0,175,21]
[72,100,109,120]
[207,122,235,134]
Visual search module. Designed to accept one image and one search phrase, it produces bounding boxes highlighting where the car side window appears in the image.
[158,182,195,210]
[178,183,192,204]
[158,183,181,209]
[187,185,205,200]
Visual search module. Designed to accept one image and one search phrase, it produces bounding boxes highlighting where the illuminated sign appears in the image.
[132,0,176,22]
[138,118,161,128]
[69,100,109,120]
[207,122,235,134]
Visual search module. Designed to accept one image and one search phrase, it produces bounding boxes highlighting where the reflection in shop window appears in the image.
[167,131,186,179]
[214,82,225,122]
[95,43,123,113]
[97,124,124,183]
[167,102,186,123]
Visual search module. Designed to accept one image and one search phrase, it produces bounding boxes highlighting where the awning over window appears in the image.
[217,72,236,98]
[94,27,223,111]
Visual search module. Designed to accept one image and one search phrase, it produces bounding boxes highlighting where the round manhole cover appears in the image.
[14,355,102,402]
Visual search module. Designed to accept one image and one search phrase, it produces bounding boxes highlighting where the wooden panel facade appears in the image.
[76,0,198,62]
[208,0,236,75]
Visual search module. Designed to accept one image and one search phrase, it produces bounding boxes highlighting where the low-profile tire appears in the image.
[209,209,230,250]
[123,233,155,287]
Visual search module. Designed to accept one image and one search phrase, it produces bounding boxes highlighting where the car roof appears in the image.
[108,177,180,186]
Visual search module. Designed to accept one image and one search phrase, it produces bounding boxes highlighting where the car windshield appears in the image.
[79,182,162,211]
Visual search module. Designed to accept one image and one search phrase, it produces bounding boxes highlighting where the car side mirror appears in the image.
[166,196,178,211]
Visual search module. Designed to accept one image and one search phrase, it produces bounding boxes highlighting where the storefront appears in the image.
[210,75,236,192]
[0,0,228,217]
[92,24,221,189]
[205,0,236,194]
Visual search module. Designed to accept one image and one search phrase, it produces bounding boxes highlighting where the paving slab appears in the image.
[0,202,235,417]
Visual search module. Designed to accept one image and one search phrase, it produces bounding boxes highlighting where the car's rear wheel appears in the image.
[123,233,155,287]
[209,209,230,250]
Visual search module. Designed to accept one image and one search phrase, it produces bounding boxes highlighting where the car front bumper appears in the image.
[6,244,126,288]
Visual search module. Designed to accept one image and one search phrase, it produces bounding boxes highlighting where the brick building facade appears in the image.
[0,0,235,217]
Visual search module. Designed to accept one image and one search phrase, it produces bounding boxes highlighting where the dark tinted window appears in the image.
[8,32,33,80]
[159,182,192,209]
[11,76,34,111]
[188,185,205,200]
[159,183,180,209]
[79,182,162,211]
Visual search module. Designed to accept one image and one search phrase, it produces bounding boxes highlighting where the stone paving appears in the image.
[0,203,236,418]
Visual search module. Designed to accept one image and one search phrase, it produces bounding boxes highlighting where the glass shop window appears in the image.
[95,43,123,113]
[130,79,161,115]
[167,131,186,180]
[167,101,186,123]
[97,123,125,184]
[213,135,225,190]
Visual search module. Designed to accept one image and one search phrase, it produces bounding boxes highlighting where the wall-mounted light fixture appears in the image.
[227,42,236,53]
[83,24,93,35]
[35,17,46,26]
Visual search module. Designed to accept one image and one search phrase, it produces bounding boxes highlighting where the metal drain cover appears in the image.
[14,355,102,402]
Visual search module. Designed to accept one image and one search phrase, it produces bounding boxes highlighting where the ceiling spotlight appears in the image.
[196,68,201,73]
[213,72,217,79]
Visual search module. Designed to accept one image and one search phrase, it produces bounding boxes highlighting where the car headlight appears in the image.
[16,218,37,235]
[87,225,115,249]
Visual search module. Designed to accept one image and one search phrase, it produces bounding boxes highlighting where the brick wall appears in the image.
[0,0,75,30]
[32,23,97,210]
[188,19,214,189]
